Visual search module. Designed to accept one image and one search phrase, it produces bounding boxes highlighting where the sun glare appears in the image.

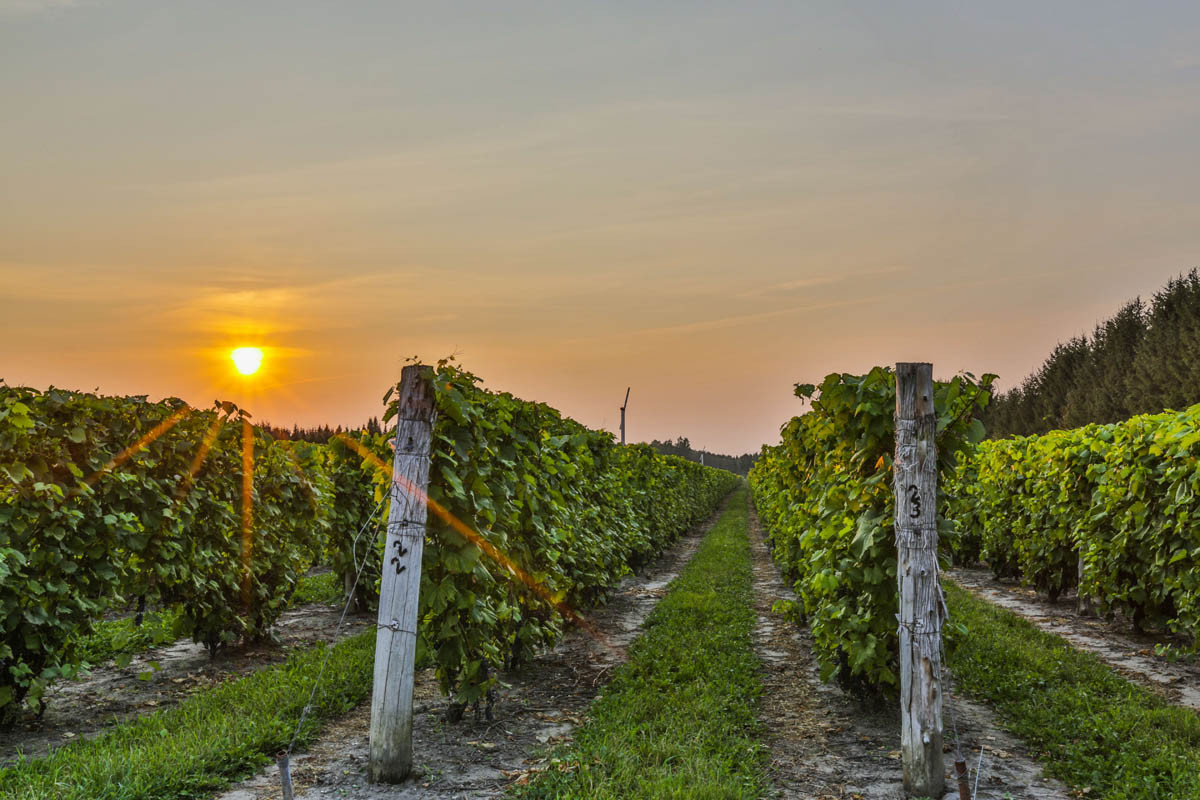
[231,347,264,376]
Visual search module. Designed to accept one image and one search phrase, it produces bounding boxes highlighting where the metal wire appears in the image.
[938,580,963,762]
[973,745,987,799]
[286,494,388,755]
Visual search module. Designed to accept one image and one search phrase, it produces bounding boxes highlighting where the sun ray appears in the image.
[331,433,613,652]
[275,441,321,513]
[241,417,254,611]
[74,406,192,496]
[174,412,226,505]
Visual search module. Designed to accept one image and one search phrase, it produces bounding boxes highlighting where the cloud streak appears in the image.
[565,297,881,345]
[0,0,85,13]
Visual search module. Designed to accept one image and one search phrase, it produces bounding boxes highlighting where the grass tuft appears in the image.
[71,571,346,671]
[288,571,344,607]
[74,610,180,668]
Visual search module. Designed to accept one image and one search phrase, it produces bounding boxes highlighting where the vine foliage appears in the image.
[949,404,1200,643]
[378,360,739,708]
[1,365,737,723]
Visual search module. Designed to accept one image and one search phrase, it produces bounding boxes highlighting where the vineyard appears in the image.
[6,360,1200,798]
[0,363,734,739]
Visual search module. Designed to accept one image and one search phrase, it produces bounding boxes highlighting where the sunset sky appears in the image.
[3,1,1199,454]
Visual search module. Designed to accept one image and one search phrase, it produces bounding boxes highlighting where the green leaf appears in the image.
[439,465,465,497]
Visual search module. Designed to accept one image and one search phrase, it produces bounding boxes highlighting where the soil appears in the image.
[747,501,1072,800]
[948,567,1200,710]
[213,500,727,800]
[0,602,373,766]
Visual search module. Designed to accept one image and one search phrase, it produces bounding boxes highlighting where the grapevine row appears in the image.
[948,405,1200,643]
[0,364,737,722]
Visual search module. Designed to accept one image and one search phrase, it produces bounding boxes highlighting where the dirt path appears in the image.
[748,500,1071,800]
[948,567,1200,709]
[0,602,373,766]
[215,500,729,800]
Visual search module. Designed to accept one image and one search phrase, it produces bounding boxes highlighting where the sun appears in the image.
[231,347,264,376]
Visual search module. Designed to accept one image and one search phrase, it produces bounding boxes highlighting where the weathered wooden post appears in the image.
[369,364,436,783]
[894,362,945,797]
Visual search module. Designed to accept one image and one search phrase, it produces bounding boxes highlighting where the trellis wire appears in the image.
[285,492,389,755]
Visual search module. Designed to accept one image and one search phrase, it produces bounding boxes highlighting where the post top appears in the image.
[895,363,934,417]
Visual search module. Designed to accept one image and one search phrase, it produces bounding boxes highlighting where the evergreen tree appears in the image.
[1063,300,1146,427]
[1024,336,1090,434]
[1131,270,1200,413]
[987,269,1200,438]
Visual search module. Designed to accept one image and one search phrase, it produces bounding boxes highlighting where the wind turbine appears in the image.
[620,387,630,445]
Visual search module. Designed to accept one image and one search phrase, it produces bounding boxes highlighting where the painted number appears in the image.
[390,540,409,575]
[907,484,922,519]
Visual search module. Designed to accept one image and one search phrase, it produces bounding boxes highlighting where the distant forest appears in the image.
[648,436,758,475]
[263,416,383,443]
[985,269,1200,438]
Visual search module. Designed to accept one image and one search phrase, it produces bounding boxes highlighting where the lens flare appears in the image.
[331,433,618,656]
[231,347,264,375]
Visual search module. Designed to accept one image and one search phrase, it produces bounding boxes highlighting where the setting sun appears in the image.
[231,347,264,376]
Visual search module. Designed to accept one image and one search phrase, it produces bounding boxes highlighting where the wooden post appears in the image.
[894,362,945,798]
[369,364,436,784]
[276,753,294,800]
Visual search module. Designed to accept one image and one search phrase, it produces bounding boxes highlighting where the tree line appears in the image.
[648,436,758,475]
[263,416,384,443]
[985,269,1200,437]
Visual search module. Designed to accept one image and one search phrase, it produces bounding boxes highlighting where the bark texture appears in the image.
[369,364,436,784]
[894,363,945,797]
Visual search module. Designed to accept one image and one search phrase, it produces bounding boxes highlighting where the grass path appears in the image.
[512,485,768,799]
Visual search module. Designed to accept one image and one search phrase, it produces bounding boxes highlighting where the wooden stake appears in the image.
[894,362,945,797]
[276,752,295,800]
[369,364,436,784]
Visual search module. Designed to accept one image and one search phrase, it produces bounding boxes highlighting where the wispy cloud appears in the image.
[736,267,907,299]
[564,296,880,345]
[0,0,86,13]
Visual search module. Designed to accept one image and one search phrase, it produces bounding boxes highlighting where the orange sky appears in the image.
[3,2,1199,453]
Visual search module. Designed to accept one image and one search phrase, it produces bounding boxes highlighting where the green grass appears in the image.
[945,581,1200,799]
[0,632,375,800]
[512,486,768,799]
[288,570,344,606]
[72,571,345,669]
[75,609,180,668]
